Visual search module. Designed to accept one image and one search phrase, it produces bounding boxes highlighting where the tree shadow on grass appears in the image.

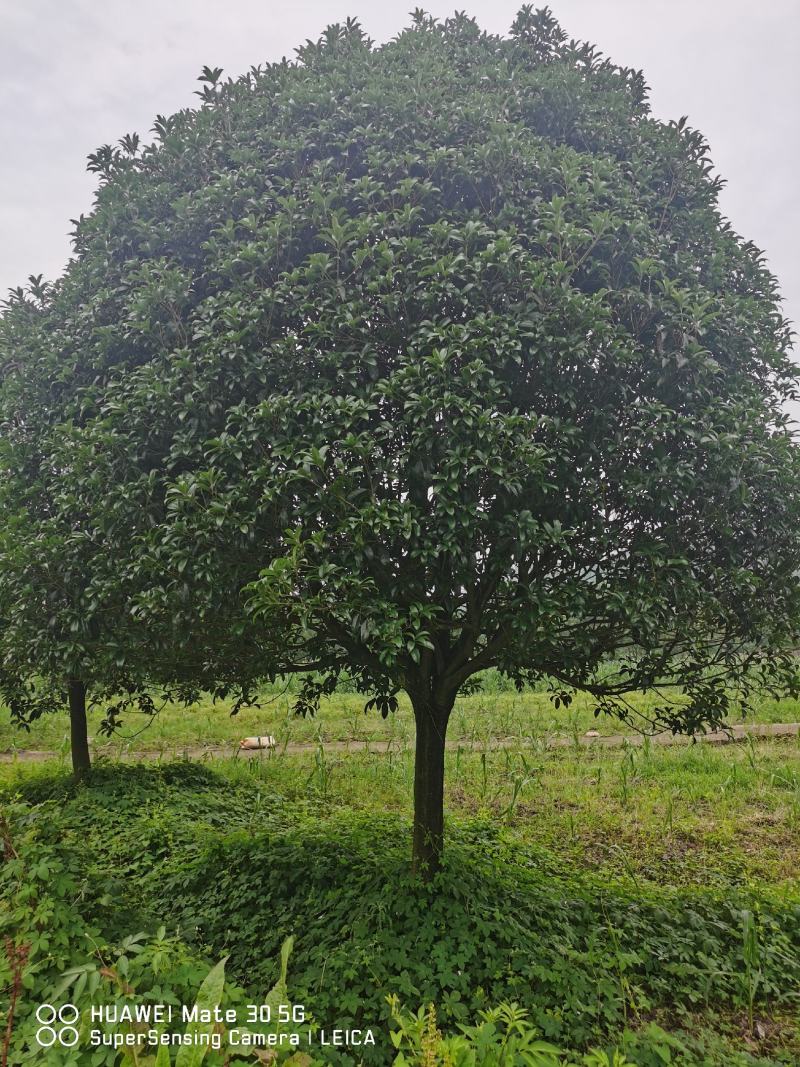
[8,758,228,804]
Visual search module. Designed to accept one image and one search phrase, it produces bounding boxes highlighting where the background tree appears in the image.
[0,278,165,779]
[4,7,800,866]
[0,278,109,779]
[0,259,269,779]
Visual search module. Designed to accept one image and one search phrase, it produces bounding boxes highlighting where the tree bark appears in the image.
[68,677,91,782]
[410,691,453,879]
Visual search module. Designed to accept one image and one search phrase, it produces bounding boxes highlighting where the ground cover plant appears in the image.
[2,727,799,1065]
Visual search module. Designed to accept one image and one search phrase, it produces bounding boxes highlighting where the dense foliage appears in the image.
[2,6,800,860]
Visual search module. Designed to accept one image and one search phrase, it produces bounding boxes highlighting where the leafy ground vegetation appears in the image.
[2,694,799,1066]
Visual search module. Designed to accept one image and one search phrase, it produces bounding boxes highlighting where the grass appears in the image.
[2,681,800,756]
[8,731,798,891]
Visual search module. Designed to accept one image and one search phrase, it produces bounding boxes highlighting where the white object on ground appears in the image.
[239,735,276,750]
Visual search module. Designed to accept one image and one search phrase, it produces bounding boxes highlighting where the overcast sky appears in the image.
[2,0,798,354]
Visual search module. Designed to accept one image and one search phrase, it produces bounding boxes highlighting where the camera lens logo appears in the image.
[35,1004,80,1048]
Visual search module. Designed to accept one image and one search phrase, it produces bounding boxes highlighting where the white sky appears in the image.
[2,0,798,352]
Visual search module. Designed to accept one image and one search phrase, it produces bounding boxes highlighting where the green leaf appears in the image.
[174,957,227,1067]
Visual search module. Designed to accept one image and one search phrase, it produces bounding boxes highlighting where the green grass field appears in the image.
[3,681,799,757]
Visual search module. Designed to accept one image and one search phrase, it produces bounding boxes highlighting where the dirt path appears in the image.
[2,721,798,764]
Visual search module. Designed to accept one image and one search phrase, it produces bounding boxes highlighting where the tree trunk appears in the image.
[68,677,91,782]
[410,692,453,879]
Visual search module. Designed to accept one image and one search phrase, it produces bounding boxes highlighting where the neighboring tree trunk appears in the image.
[410,690,454,879]
[68,676,91,781]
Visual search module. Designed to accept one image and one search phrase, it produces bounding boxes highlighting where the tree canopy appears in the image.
[2,6,800,868]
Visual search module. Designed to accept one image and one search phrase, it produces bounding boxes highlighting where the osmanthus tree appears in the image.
[6,7,800,865]
[0,275,269,779]
[0,278,110,779]
[0,281,165,779]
